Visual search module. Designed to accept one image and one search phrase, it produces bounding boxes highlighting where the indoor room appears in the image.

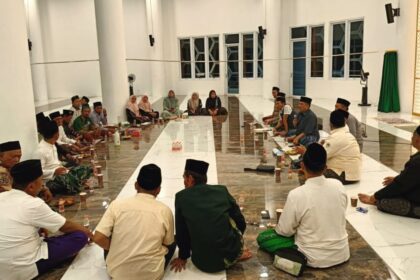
[0,0,419,279]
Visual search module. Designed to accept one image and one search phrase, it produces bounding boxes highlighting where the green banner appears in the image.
[378,51,400,112]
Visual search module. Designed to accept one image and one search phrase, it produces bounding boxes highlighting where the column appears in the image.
[0,0,38,158]
[262,0,282,99]
[24,0,49,103]
[146,0,166,100]
[94,0,128,123]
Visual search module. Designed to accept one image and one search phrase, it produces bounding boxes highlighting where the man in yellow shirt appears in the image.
[93,164,175,280]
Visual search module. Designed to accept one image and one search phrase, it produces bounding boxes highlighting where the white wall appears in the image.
[280,0,416,112]
[27,0,101,102]
[162,0,266,96]
[25,0,417,113]
[0,0,38,158]
[123,0,152,96]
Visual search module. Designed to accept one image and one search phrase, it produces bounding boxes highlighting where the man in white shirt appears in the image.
[34,120,93,195]
[0,141,53,201]
[0,160,91,280]
[323,110,361,184]
[276,143,350,268]
[335,98,364,151]
[274,94,296,137]
[49,111,77,146]
[69,95,82,126]
[93,164,175,280]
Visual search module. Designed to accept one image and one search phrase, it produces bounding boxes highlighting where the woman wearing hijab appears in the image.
[162,90,181,120]
[138,95,159,120]
[187,92,205,116]
[126,96,150,123]
[205,90,227,116]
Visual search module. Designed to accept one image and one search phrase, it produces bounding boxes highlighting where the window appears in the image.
[208,36,220,78]
[310,26,324,77]
[180,39,191,78]
[243,34,254,78]
[194,38,205,78]
[179,36,220,79]
[225,34,239,44]
[331,20,364,78]
[349,21,364,77]
[332,23,346,78]
[257,35,263,78]
[291,27,307,39]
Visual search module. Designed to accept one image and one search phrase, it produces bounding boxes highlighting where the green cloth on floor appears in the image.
[257,228,295,253]
[378,51,400,112]
[46,165,93,195]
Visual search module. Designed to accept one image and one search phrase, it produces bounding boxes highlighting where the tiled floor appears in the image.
[35,94,420,280]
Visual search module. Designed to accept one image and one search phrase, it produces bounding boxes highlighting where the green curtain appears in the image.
[378,51,400,112]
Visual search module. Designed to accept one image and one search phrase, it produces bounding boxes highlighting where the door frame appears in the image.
[225,43,240,94]
[290,38,307,96]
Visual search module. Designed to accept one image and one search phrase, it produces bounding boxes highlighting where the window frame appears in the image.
[309,24,325,79]
[242,33,255,79]
[179,37,192,79]
[193,37,206,79]
[329,18,364,80]
[178,35,220,80]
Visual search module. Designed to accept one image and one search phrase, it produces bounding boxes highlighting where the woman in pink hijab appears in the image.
[126,95,150,123]
[138,95,159,120]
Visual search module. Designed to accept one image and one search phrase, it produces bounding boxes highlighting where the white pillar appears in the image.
[94,0,128,123]
[146,0,166,100]
[0,0,38,159]
[24,0,49,103]
[262,0,281,99]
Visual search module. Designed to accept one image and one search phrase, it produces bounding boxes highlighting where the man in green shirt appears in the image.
[170,159,251,273]
[72,105,98,142]
[73,105,95,132]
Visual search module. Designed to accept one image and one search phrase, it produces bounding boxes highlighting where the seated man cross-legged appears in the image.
[297,110,361,185]
[93,164,175,280]
[35,120,93,195]
[170,159,251,274]
[359,125,420,219]
[0,160,91,280]
[275,143,350,268]
[287,97,320,147]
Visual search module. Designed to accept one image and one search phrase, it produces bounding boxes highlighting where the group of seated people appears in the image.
[126,94,160,124]
[126,89,228,122]
[1,88,419,279]
[265,86,420,220]
[263,87,363,185]
[0,155,251,279]
[4,129,419,279]
[161,89,228,120]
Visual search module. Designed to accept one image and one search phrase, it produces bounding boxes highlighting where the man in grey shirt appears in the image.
[90,102,108,126]
[287,97,320,147]
[335,98,363,151]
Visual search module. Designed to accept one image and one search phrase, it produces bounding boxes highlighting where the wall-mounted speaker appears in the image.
[258,26,267,40]
[385,3,400,24]
[149,34,155,47]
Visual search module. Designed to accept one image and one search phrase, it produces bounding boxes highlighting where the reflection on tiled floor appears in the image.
[214,97,391,280]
